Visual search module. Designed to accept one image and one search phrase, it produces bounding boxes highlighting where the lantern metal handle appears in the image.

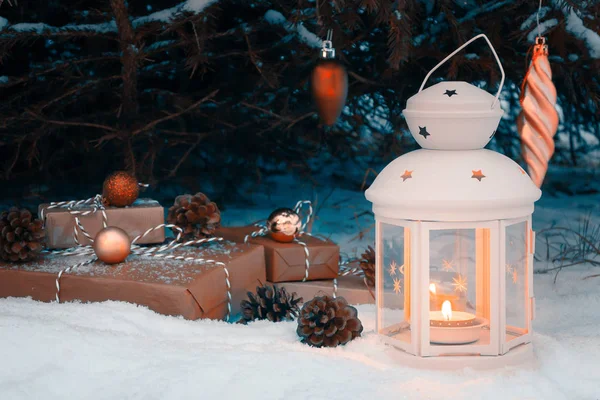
[418,34,505,110]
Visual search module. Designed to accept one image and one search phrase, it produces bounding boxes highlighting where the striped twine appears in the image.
[332,259,372,299]
[244,200,314,281]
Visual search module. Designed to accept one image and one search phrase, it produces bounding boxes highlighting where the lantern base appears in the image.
[385,342,535,370]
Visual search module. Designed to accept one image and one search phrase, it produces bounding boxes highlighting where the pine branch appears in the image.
[131,90,219,136]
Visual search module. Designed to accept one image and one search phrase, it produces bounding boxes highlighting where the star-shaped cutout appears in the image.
[506,263,514,274]
[471,170,486,181]
[490,130,496,139]
[442,259,454,272]
[401,170,413,182]
[444,89,457,97]
[388,260,397,276]
[418,126,430,139]
[452,274,468,293]
[393,278,402,295]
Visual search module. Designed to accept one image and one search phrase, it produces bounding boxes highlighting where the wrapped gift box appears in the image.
[0,243,266,320]
[216,226,339,282]
[276,275,374,305]
[39,198,165,249]
[277,276,402,306]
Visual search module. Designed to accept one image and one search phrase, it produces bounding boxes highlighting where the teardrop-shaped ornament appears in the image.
[311,31,348,126]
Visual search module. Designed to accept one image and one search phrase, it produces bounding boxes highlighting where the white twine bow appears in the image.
[42,189,233,321]
[244,200,314,282]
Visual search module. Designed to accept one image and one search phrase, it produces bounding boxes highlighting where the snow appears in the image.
[564,8,600,59]
[520,7,550,31]
[527,19,558,43]
[133,0,216,26]
[1,1,216,33]
[0,266,599,399]
[183,0,217,13]
[9,22,53,33]
[1,174,600,399]
[133,6,181,26]
[264,10,322,49]
[5,21,117,34]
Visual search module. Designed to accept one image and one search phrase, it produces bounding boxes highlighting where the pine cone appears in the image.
[238,284,303,324]
[360,246,375,286]
[297,295,363,348]
[167,192,221,238]
[0,207,45,262]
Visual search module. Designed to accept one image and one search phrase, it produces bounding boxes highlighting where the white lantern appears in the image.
[365,35,541,367]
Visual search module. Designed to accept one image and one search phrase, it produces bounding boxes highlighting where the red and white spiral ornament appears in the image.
[518,34,559,187]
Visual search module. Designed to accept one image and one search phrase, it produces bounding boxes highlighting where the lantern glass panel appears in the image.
[505,221,528,341]
[428,228,491,347]
[378,223,411,346]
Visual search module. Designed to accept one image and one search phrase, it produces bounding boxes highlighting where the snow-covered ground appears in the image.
[1,177,599,399]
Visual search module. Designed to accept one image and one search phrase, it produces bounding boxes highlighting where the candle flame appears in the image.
[429,283,436,295]
[441,300,452,321]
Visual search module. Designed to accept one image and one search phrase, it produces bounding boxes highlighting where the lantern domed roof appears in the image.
[365,149,541,222]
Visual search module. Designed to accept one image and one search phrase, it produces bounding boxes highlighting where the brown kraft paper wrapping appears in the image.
[216,226,340,283]
[277,276,403,306]
[276,276,376,305]
[39,198,166,249]
[0,243,266,320]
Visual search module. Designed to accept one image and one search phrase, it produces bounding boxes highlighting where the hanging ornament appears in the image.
[311,29,348,126]
[102,171,140,207]
[93,226,131,264]
[266,208,302,243]
[518,34,559,188]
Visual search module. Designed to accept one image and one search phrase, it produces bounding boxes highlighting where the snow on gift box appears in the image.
[0,243,266,321]
[365,34,542,368]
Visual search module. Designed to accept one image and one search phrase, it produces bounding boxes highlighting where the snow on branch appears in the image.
[133,0,217,27]
[520,7,550,31]
[564,8,600,59]
[264,10,322,49]
[547,0,600,59]
[527,19,559,43]
[0,0,217,35]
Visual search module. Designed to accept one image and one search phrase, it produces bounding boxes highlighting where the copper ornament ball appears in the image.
[102,171,139,207]
[93,226,131,264]
[266,208,302,243]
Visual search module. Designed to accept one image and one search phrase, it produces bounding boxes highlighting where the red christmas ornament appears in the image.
[311,31,348,126]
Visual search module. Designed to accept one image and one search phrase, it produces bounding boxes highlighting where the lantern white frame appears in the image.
[375,216,535,358]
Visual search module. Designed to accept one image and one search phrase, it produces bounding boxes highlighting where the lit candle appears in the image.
[429,301,476,327]
[429,300,486,345]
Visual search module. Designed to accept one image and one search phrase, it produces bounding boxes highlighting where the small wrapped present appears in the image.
[0,243,266,320]
[39,198,165,249]
[277,276,407,307]
[276,275,376,305]
[216,226,340,282]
